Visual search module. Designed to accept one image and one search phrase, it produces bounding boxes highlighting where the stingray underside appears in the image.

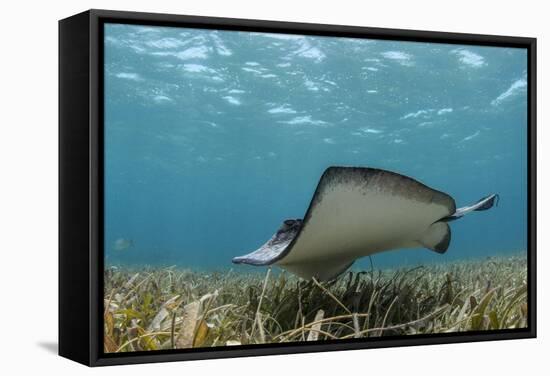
[233,167,456,280]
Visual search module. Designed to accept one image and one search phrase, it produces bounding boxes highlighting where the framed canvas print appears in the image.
[59,9,536,366]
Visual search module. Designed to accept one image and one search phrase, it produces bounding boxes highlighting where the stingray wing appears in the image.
[232,219,302,266]
[231,228,295,266]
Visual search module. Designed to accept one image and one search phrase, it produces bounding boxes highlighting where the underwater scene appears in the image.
[103,23,528,353]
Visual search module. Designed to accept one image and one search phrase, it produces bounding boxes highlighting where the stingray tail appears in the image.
[473,194,500,210]
[444,193,499,222]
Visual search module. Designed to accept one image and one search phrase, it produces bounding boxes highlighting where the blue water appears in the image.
[104,23,527,271]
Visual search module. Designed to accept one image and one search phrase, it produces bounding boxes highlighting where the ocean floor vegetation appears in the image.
[103,254,528,353]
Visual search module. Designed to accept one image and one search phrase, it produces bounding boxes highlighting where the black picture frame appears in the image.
[59,9,537,367]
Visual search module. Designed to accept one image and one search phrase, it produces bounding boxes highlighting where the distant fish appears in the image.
[112,238,134,251]
[233,166,498,281]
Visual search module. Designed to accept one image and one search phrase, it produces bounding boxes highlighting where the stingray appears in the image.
[232,166,498,281]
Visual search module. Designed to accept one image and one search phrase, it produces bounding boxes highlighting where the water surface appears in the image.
[104,24,527,271]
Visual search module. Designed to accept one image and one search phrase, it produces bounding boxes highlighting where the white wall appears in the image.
[0,0,546,374]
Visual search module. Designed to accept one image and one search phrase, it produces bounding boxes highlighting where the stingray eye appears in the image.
[284,220,294,226]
